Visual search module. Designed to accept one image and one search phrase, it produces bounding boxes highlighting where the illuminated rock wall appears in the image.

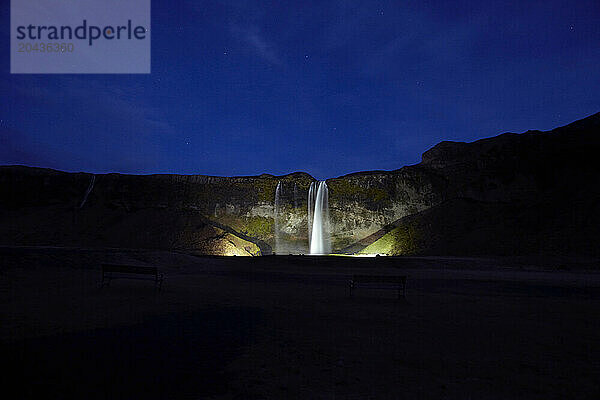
[1,112,599,256]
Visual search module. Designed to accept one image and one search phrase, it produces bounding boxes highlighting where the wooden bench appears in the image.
[349,275,407,298]
[101,264,164,290]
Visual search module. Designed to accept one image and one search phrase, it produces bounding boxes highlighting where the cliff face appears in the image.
[0,169,304,255]
[1,112,599,256]
[354,112,600,256]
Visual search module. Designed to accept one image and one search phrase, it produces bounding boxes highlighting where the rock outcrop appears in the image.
[351,112,600,255]
[1,112,598,256]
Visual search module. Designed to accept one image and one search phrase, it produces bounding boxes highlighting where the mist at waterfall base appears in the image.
[274,181,330,255]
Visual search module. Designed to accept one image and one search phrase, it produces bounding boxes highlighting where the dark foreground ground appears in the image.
[1,248,599,399]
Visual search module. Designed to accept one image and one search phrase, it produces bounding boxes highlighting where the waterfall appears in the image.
[293,183,298,208]
[307,181,317,248]
[274,181,282,254]
[308,181,330,255]
[79,174,95,208]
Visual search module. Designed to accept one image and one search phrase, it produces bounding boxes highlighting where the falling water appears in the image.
[79,174,95,208]
[309,181,330,255]
[293,183,298,208]
[274,181,282,254]
[307,181,317,248]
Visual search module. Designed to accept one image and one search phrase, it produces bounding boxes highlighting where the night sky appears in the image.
[1,0,599,180]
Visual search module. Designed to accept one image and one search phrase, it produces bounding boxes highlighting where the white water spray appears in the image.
[274,181,282,254]
[307,181,317,247]
[308,181,330,255]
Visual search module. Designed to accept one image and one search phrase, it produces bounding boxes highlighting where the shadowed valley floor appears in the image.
[1,248,599,399]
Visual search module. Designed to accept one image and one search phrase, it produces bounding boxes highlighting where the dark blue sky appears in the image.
[1,0,599,179]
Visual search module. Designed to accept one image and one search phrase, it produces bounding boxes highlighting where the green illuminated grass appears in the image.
[245,216,274,238]
[358,225,420,255]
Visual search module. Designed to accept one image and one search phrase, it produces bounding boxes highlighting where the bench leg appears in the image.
[155,274,164,291]
[101,273,111,288]
[399,282,406,298]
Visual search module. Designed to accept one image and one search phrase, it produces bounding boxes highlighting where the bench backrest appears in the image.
[352,274,406,284]
[102,264,158,275]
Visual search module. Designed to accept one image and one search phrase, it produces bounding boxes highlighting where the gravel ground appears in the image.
[1,248,599,399]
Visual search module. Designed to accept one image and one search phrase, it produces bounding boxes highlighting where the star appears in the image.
[305,54,309,59]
